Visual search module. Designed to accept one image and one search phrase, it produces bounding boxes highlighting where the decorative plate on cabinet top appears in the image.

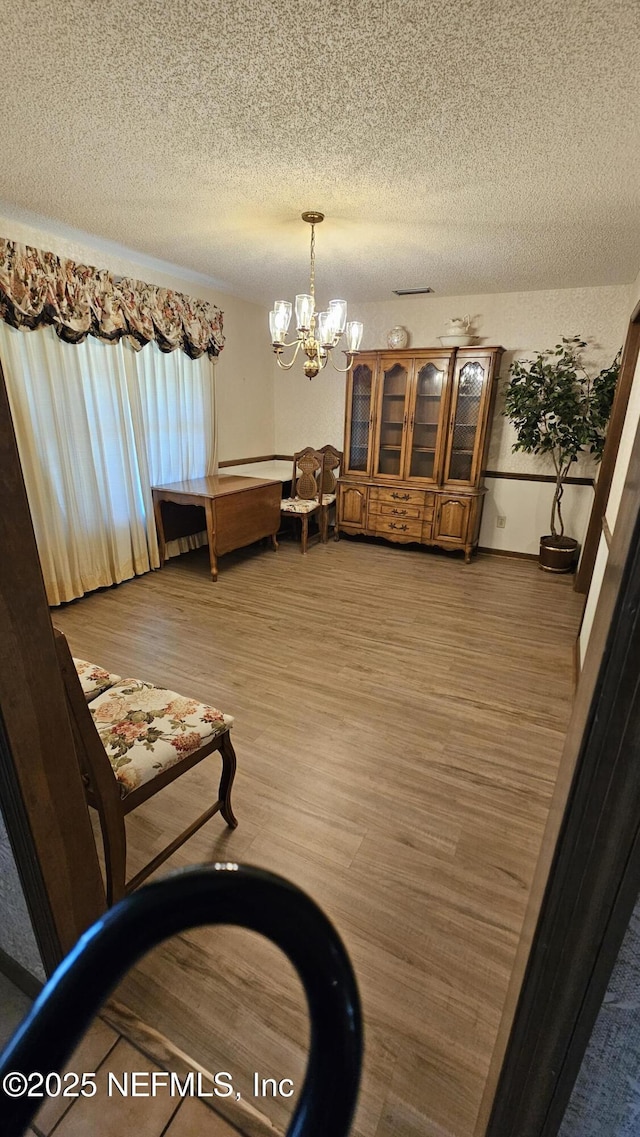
[439,335,477,347]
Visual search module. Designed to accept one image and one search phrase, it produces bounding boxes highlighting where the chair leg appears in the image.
[218,732,238,829]
[271,531,278,551]
[301,515,308,554]
[97,805,127,907]
[321,506,328,544]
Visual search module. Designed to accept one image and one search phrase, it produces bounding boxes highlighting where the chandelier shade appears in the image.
[346,321,364,353]
[269,213,363,379]
[315,311,331,347]
[329,299,347,336]
[295,293,314,332]
[269,300,292,344]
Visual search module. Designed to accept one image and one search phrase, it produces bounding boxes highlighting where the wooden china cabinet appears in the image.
[337,346,504,561]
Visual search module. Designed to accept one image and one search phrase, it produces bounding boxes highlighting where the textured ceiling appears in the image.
[1,0,639,305]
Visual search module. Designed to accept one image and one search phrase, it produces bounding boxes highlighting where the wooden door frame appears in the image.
[481,302,640,1136]
[0,360,105,981]
[574,303,640,593]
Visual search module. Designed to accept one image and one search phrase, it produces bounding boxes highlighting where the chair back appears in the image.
[52,628,121,814]
[291,448,324,501]
[318,445,343,495]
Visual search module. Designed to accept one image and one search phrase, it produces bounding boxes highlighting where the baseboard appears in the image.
[477,547,539,562]
[0,946,43,999]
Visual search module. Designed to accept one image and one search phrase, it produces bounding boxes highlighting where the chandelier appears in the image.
[269,211,363,379]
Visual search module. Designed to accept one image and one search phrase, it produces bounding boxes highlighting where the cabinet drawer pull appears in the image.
[390,522,408,531]
[391,508,407,516]
[391,492,410,501]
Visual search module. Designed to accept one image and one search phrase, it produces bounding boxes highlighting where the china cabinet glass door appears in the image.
[407,360,447,481]
[344,359,375,475]
[374,360,410,478]
[444,358,487,484]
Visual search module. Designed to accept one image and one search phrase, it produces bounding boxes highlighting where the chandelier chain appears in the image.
[309,224,316,301]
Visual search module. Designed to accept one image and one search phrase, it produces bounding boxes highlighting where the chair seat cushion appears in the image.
[88,679,234,798]
[280,497,320,514]
[73,658,122,702]
[321,493,336,505]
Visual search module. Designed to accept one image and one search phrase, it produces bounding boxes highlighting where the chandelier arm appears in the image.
[273,333,304,352]
[329,352,357,374]
[275,341,303,371]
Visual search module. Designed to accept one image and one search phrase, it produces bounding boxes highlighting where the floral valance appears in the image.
[0,238,224,358]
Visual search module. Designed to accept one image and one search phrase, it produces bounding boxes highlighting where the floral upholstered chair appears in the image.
[55,629,237,906]
[73,658,122,701]
[280,448,325,554]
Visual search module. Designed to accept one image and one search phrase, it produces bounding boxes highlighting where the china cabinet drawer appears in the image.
[369,501,423,520]
[374,518,423,539]
[370,487,425,507]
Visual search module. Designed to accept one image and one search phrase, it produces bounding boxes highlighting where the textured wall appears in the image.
[274,283,630,551]
[0,206,275,463]
[559,894,640,1137]
[0,805,45,982]
[579,531,608,666]
[479,479,594,557]
[580,320,640,663]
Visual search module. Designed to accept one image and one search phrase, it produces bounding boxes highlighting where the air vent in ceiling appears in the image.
[392,287,434,296]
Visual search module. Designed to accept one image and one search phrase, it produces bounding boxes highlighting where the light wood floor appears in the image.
[54,536,584,1137]
[28,1010,237,1137]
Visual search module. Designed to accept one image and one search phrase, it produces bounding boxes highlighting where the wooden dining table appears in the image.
[151,474,281,581]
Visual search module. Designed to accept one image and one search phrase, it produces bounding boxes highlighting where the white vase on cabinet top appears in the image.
[387,325,409,349]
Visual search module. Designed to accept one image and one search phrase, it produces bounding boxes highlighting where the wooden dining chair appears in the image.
[54,628,238,906]
[318,444,343,542]
[280,447,325,554]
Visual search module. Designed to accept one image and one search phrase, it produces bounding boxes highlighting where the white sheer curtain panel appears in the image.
[0,324,216,605]
[129,339,218,558]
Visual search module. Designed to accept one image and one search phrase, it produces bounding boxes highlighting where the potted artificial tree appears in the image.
[504,336,621,572]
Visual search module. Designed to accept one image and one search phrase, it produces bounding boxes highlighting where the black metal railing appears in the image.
[0,863,362,1137]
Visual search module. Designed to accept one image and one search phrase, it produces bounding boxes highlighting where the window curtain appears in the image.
[0,238,224,358]
[0,323,217,606]
[133,338,217,559]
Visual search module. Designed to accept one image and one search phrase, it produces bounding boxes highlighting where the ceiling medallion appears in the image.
[269,212,363,379]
